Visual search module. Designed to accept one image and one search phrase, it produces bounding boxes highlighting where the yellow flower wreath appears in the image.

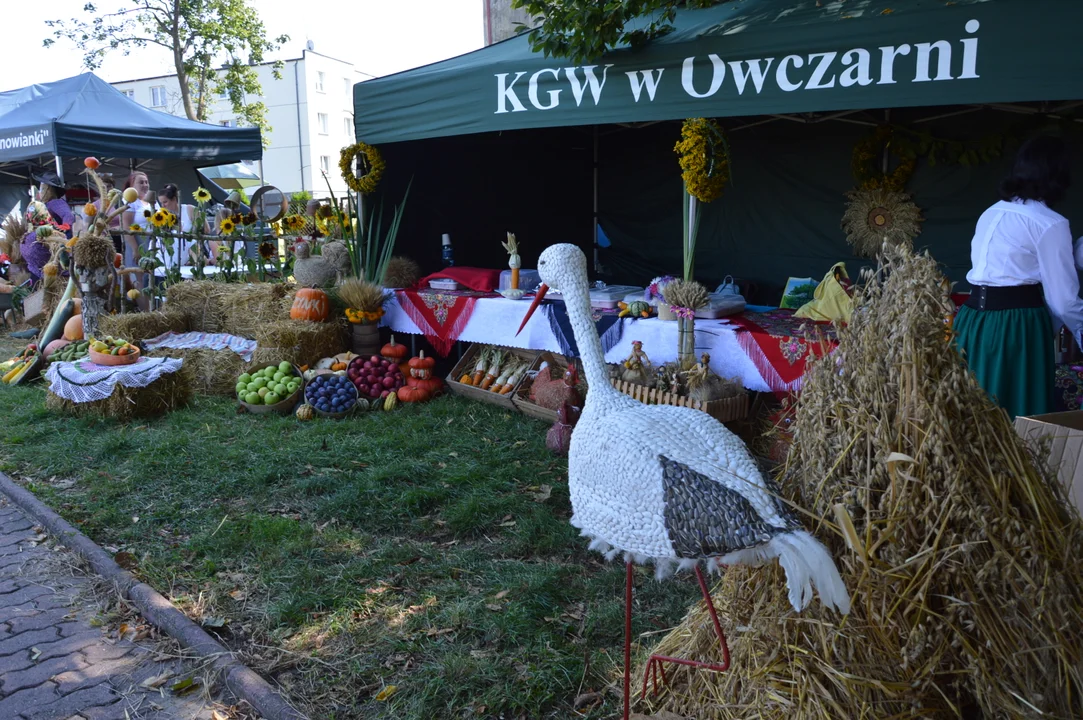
[674,118,730,203]
[339,142,385,195]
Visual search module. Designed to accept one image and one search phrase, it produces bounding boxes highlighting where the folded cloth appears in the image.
[416,267,501,293]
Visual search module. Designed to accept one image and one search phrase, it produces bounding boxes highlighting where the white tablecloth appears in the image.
[381,294,770,393]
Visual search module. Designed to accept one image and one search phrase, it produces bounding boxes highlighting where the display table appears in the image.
[383,292,838,396]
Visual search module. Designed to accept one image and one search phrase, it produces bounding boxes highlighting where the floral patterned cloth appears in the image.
[728,309,839,399]
[1055,364,1083,412]
[22,198,74,280]
[396,288,497,357]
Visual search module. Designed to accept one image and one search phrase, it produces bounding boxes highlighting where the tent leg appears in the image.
[592,126,599,275]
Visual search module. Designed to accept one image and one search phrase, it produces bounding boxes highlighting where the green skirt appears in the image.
[953,304,1054,419]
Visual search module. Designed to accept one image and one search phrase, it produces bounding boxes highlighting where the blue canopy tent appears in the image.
[0,73,263,213]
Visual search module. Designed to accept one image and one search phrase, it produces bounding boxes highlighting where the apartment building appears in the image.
[111,44,365,197]
[483,0,533,45]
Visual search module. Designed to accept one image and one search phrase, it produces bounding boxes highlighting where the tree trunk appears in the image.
[171,0,197,121]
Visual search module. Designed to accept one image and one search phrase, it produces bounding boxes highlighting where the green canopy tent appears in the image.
[353,0,1083,298]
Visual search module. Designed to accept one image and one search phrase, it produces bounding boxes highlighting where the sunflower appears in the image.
[129,224,141,232]
[241,212,257,226]
[150,210,168,228]
[143,209,152,218]
[192,187,212,204]
[258,241,276,260]
[219,218,236,235]
[165,211,177,227]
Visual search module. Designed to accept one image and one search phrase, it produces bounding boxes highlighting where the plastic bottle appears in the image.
[441,233,455,267]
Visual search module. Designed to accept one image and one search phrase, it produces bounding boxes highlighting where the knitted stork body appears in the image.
[519,244,850,719]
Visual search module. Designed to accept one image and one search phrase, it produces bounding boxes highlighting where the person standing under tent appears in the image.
[156,183,212,269]
[955,135,1083,419]
[121,171,154,267]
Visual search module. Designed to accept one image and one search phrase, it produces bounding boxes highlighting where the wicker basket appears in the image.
[610,378,749,424]
[445,344,538,411]
[513,351,587,424]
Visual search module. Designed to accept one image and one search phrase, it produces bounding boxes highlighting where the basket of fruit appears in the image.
[237,362,305,415]
[346,354,406,406]
[303,374,359,418]
[88,337,141,366]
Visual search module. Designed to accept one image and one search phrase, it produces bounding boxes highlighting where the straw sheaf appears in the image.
[383,255,421,289]
[46,364,193,420]
[164,281,295,338]
[1,213,27,264]
[72,233,114,270]
[643,245,1083,720]
[251,319,346,370]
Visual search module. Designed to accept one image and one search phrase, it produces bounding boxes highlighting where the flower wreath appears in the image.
[339,142,385,195]
[674,118,730,203]
[852,125,916,192]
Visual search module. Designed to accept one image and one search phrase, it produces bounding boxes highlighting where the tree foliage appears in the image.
[44,0,288,145]
[510,0,724,64]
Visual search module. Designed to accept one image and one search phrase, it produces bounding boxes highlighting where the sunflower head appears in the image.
[165,212,177,227]
[129,224,141,232]
[193,187,212,204]
[143,209,152,218]
[241,212,257,226]
[220,218,236,235]
[151,210,168,228]
[258,241,276,260]
[317,204,334,220]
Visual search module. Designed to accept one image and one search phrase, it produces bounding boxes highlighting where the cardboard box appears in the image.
[1014,411,1083,515]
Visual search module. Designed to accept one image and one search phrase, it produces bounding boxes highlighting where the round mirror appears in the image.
[249,185,288,224]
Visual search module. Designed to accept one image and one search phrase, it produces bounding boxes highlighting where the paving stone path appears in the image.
[0,495,230,720]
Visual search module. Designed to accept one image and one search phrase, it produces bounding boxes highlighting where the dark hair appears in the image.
[123,171,147,190]
[999,135,1071,207]
[158,183,180,201]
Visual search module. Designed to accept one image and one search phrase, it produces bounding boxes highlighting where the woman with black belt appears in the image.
[955,135,1083,419]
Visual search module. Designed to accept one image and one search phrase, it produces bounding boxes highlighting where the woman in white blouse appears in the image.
[156,183,212,269]
[955,135,1081,419]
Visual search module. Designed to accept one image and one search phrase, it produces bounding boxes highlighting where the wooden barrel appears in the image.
[351,323,381,356]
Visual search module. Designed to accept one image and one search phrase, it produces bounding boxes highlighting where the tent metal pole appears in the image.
[54,155,64,184]
[593,125,599,274]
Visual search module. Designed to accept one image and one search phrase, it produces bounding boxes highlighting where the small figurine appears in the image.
[621,340,652,386]
[546,402,579,456]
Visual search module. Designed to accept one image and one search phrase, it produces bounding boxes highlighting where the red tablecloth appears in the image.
[396,288,493,357]
[728,309,839,399]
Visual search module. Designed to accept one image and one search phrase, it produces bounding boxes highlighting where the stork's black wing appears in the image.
[659,455,794,559]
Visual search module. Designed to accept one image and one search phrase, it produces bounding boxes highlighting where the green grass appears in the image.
[0,346,703,719]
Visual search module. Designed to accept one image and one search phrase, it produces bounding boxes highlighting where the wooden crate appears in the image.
[512,351,587,424]
[445,344,538,411]
[610,379,750,424]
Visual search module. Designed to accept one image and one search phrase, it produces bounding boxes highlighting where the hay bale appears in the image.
[46,365,192,420]
[99,310,189,341]
[250,319,346,370]
[146,347,244,396]
[643,245,1083,720]
[217,282,296,339]
[165,281,224,333]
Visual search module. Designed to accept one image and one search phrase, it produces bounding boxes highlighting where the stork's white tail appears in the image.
[770,530,851,615]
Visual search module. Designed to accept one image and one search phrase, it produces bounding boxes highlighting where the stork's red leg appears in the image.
[623,559,633,720]
[641,565,731,698]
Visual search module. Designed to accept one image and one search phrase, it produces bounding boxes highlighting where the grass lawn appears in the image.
[0,337,705,719]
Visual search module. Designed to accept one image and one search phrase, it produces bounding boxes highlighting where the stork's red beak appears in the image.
[516,283,548,336]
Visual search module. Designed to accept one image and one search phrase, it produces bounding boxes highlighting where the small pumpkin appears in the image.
[63,314,84,341]
[330,362,347,372]
[397,385,431,403]
[356,398,370,412]
[408,350,436,380]
[407,375,443,397]
[383,392,399,411]
[290,288,330,322]
[381,335,409,362]
[296,403,315,421]
[42,261,60,278]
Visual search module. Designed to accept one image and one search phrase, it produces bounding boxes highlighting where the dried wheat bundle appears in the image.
[642,245,1083,720]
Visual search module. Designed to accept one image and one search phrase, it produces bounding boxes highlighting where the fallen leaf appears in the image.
[448,452,458,457]
[201,616,227,629]
[485,604,503,612]
[374,685,398,702]
[212,711,230,720]
[29,647,41,661]
[574,691,603,710]
[141,671,175,689]
[170,677,200,695]
[424,627,454,637]
[114,551,138,570]
[498,520,516,528]
[493,590,510,600]
[530,484,552,503]
[229,589,247,601]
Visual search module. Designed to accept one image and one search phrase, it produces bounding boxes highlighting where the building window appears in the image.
[344,77,351,96]
[319,155,330,175]
[121,89,134,99]
[218,87,228,99]
[315,71,325,92]
[151,86,167,107]
[317,113,329,135]
[343,117,352,136]
[220,119,234,127]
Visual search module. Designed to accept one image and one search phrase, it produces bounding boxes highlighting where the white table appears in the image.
[380,293,771,393]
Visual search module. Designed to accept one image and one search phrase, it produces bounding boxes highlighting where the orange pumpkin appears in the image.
[63,314,84,341]
[83,156,100,170]
[330,362,347,371]
[84,203,97,217]
[408,375,444,396]
[114,253,122,269]
[70,298,82,313]
[408,350,436,380]
[381,335,409,362]
[397,385,431,403]
[290,288,330,322]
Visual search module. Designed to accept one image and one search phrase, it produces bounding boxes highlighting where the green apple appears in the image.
[258,386,270,398]
[238,373,252,384]
[278,361,292,374]
[287,382,299,393]
[274,383,287,396]
[236,382,247,395]
[244,392,260,405]
[265,391,281,405]
[273,372,285,383]
[252,377,267,389]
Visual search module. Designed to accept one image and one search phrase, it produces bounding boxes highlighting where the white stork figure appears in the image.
[517,244,850,720]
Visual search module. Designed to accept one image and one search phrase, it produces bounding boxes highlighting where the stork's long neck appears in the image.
[562,275,619,398]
